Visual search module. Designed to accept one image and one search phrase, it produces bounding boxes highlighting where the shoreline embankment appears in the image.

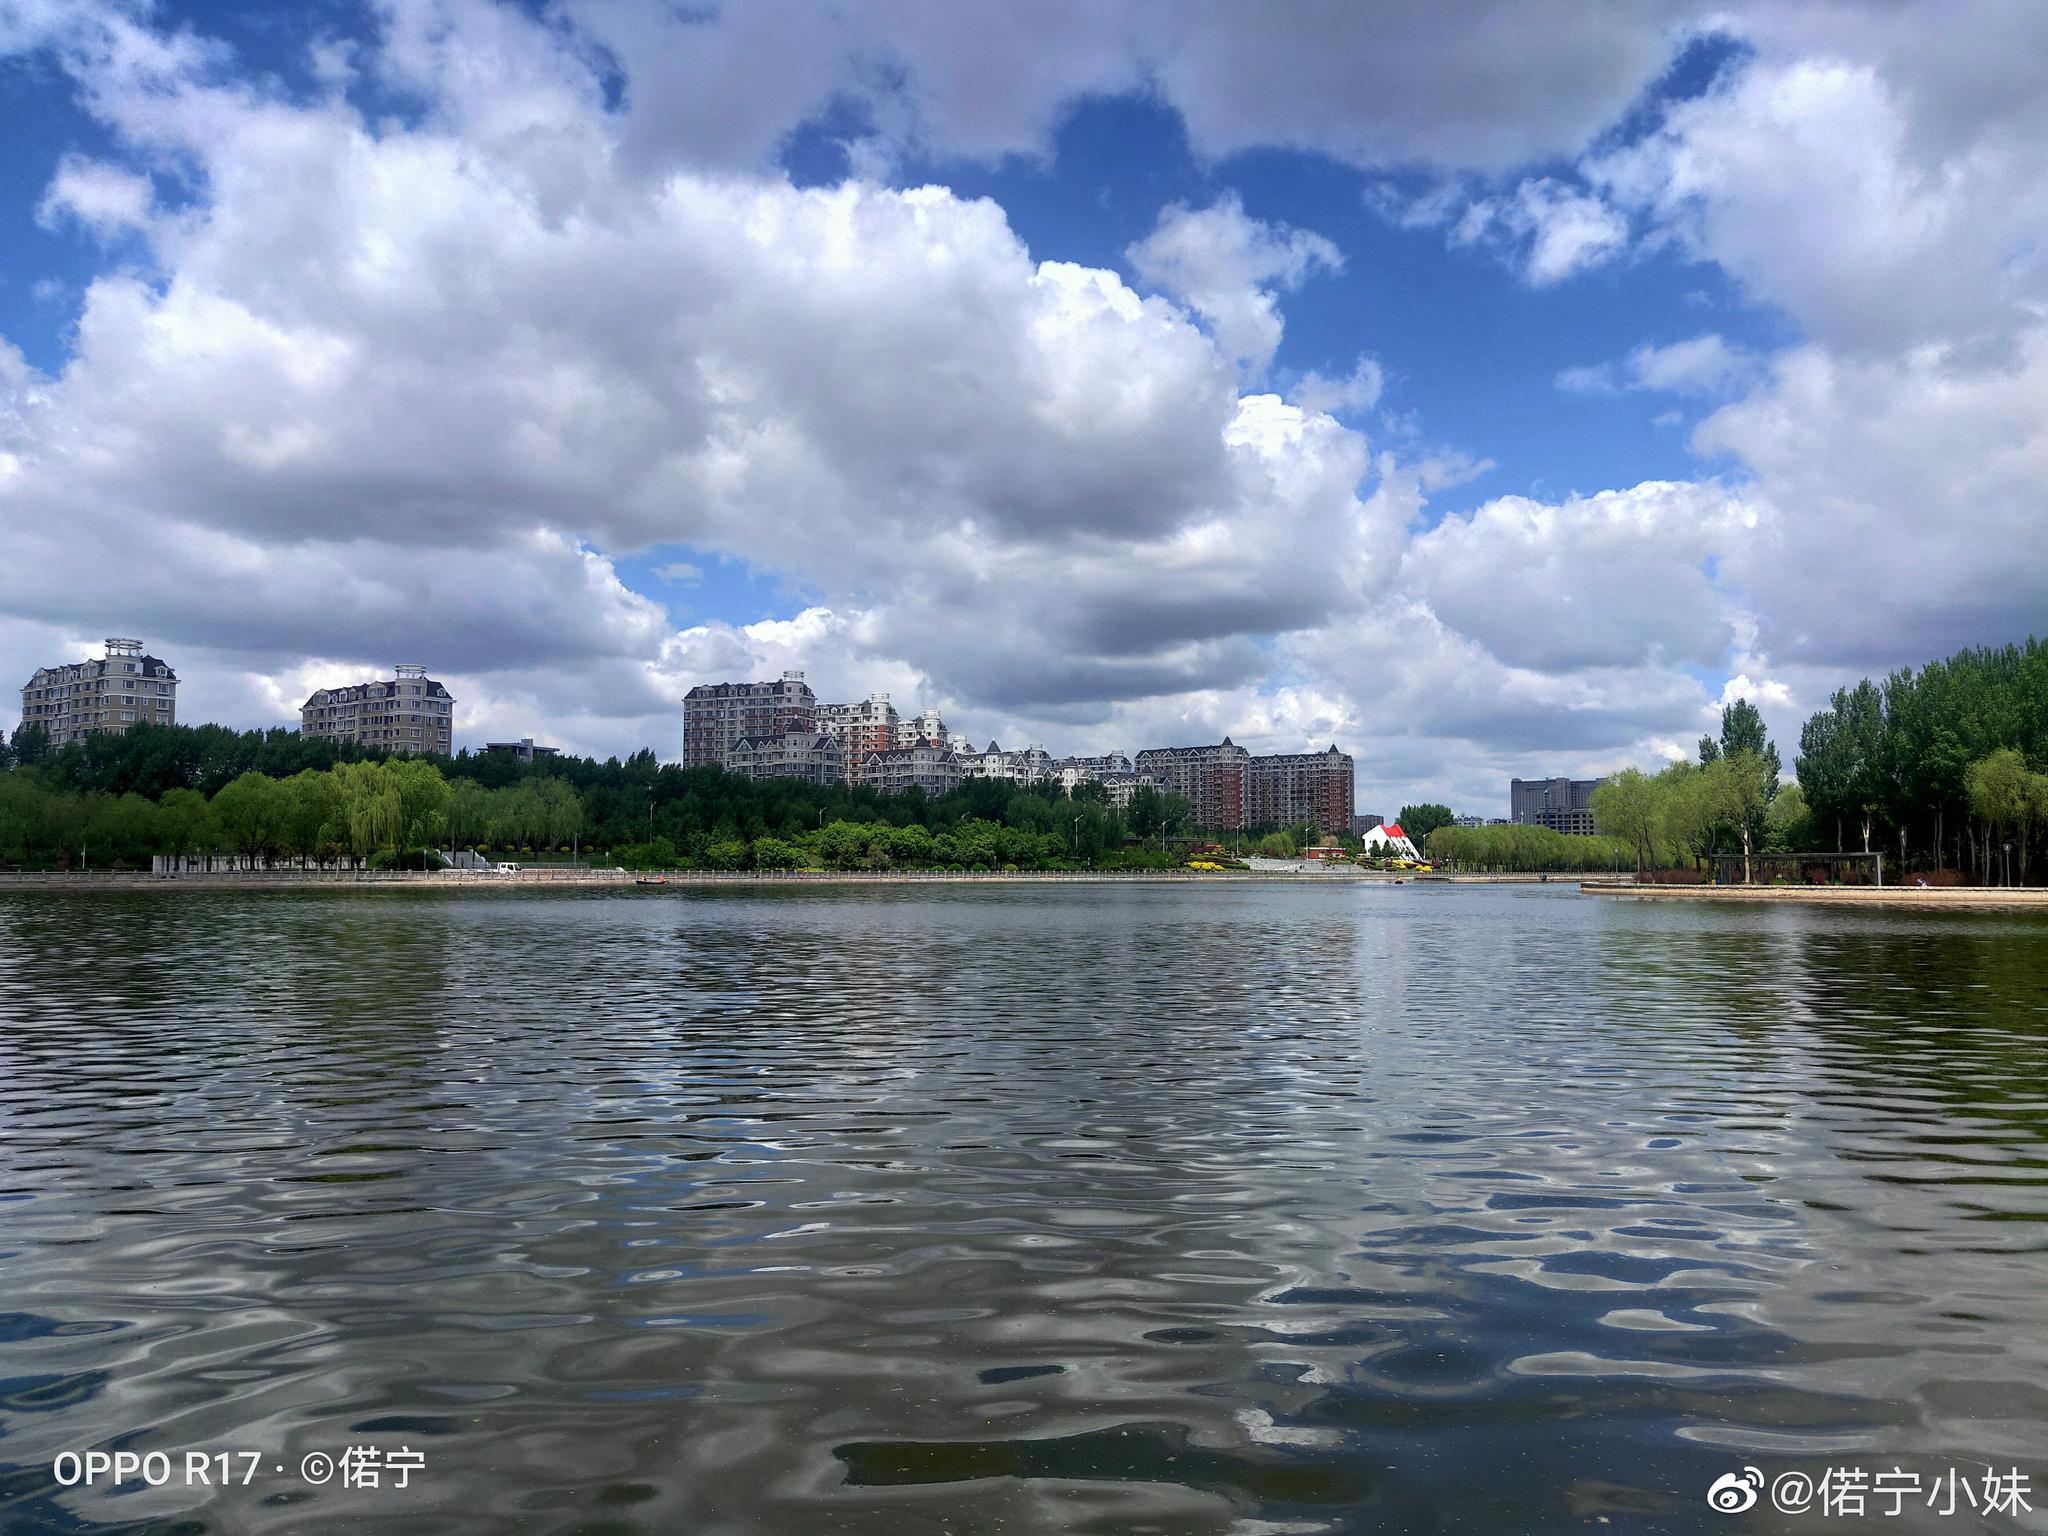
[1580,880,2048,909]
[0,867,1434,893]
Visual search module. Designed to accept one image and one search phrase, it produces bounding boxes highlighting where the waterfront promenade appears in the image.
[1581,879,2048,909]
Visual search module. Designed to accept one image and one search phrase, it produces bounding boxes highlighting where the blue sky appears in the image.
[2,2,2043,813]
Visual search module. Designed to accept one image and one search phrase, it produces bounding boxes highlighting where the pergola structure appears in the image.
[1709,851,1884,886]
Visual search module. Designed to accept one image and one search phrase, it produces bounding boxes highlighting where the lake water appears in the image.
[2,883,2046,1534]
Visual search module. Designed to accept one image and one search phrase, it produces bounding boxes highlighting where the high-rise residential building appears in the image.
[1245,746,1356,835]
[18,638,178,747]
[682,672,817,769]
[727,732,845,786]
[301,665,454,755]
[861,741,962,798]
[817,693,898,782]
[1510,775,1606,836]
[1351,812,1385,837]
[1134,738,1251,829]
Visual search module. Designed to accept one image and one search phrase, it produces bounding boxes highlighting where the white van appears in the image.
[494,862,522,875]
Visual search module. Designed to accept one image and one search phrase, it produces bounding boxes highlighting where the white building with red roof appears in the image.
[1360,821,1420,859]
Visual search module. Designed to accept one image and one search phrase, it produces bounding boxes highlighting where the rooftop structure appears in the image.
[483,738,562,762]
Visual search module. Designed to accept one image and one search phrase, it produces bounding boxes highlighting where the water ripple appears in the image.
[1,885,2045,1532]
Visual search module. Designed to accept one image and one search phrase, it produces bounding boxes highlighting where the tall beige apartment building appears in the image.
[301,664,455,755]
[18,638,179,747]
[682,672,817,769]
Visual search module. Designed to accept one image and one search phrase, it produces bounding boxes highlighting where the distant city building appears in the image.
[1245,746,1355,835]
[483,737,561,762]
[892,709,950,750]
[683,672,817,770]
[728,731,845,785]
[1135,738,1251,829]
[1361,821,1421,859]
[1510,775,1606,837]
[818,693,898,783]
[19,638,178,746]
[1351,812,1385,836]
[861,741,961,798]
[301,664,454,755]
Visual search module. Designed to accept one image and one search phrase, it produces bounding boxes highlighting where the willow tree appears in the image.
[1966,749,2042,884]
[1591,769,1660,878]
[335,761,400,868]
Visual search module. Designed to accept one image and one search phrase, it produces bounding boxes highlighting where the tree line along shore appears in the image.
[0,720,1388,874]
[1573,637,2048,886]
[4,633,2042,883]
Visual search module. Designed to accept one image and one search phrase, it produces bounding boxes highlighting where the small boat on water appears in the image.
[634,876,668,888]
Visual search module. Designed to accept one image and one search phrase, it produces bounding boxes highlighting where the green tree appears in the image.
[1722,750,1773,883]
[281,769,343,869]
[1763,782,1812,854]
[155,787,218,868]
[0,773,45,865]
[334,760,400,868]
[385,757,451,854]
[1718,698,1781,794]
[211,772,288,866]
[1657,761,1721,873]
[1590,770,1660,878]
[447,779,494,850]
[8,723,50,768]
[1397,803,1456,845]
[91,793,159,868]
[1967,749,2032,885]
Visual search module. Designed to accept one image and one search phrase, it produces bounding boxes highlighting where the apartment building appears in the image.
[1245,746,1356,835]
[818,693,898,782]
[682,672,817,769]
[18,638,178,747]
[893,709,949,749]
[301,665,454,755]
[1510,775,1605,836]
[956,740,1055,785]
[1049,751,1134,794]
[1134,738,1251,829]
[861,741,962,798]
[1098,771,1170,810]
[727,732,845,786]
